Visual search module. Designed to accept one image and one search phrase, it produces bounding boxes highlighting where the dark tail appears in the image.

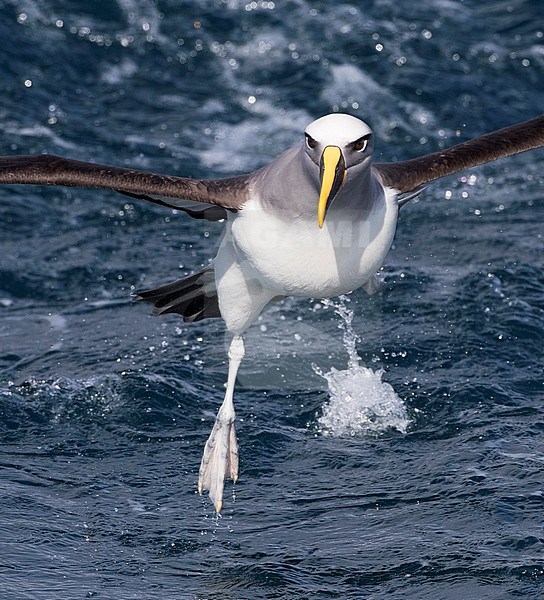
[135,265,221,323]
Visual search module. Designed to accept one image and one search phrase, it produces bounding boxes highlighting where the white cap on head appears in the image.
[304,113,372,147]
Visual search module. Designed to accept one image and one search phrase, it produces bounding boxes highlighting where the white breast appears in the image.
[229,186,398,298]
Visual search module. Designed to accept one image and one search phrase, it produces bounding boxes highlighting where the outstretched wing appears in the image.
[0,154,253,219]
[373,114,544,194]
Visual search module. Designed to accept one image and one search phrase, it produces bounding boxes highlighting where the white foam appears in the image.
[322,64,438,142]
[2,124,78,151]
[199,102,311,173]
[43,314,67,330]
[101,58,138,85]
[315,297,410,437]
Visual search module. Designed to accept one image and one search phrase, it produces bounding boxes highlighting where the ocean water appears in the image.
[0,0,543,598]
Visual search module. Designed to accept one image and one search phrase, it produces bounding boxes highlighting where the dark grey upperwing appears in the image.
[373,114,544,194]
[0,154,253,218]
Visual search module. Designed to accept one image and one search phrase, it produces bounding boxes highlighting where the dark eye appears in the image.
[305,134,317,149]
[352,135,370,152]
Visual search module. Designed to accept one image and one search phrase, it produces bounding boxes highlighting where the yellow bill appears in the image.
[317,145,346,228]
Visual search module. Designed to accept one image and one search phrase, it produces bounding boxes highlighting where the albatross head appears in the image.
[304,113,374,228]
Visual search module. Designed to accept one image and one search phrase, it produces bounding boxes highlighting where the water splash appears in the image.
[315,296,410,437]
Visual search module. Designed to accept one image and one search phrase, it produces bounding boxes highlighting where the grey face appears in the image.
[302,114,374,227]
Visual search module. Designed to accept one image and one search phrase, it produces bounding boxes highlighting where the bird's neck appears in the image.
[255,149,380,221]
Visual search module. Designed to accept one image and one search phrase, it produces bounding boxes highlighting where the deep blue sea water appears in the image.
[0,1,543,598]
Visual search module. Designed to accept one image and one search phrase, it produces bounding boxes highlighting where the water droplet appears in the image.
[315,297,410,437]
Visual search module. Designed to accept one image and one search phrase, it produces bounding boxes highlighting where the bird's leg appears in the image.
[198,334,245,512]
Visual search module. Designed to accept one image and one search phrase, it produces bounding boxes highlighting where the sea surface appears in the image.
[0,1,543,598]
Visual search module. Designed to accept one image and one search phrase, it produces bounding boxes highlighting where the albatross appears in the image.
[0,112,543,511]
